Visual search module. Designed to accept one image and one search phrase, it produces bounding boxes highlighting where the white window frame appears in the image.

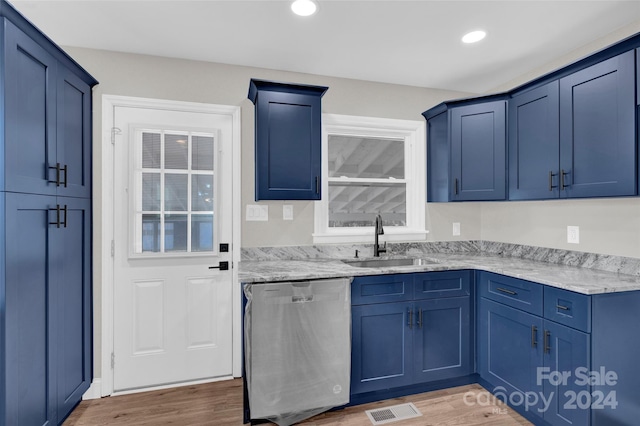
[313,114,427,244]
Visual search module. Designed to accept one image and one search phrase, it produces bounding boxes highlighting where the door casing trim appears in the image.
[100,95,241,396]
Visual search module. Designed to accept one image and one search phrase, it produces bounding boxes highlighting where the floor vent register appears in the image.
[365,402,423,425]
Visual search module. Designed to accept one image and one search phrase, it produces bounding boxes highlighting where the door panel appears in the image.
[55,197,91,420]
[414,297,472,382]
[509,81,560,200]
[112,104,234,391]
[478,297,544,413]
[351,302,413,394]
[543,320,590,426]
[4,193,56,426]
[559,50,635,198]
[3,20,57,196]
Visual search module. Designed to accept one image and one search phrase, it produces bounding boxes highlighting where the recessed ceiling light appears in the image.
[462,30,487,44]
[291,0,317,17]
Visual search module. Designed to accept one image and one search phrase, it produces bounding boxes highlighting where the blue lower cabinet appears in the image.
[478,297,544,417]
[479,293,592,425]
[414,297,472,382]
[351,302,413,394]
[351,271,473,399]
[1,193,91,426]
[543,320,590,426]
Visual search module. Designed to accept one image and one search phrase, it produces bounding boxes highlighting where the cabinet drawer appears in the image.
[413,270,472,299]
[351,274,413,305]
[544,287,591,333]
[478,272,543,316]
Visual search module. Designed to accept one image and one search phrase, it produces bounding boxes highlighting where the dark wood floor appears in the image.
[64,379,531,425]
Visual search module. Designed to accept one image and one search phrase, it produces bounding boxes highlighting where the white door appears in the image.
[112,103,234,392]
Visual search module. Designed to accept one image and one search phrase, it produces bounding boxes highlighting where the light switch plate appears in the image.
[246,204,268,221]
[283,205,293,220]
[567,226,580,244]
[453,222,461,236]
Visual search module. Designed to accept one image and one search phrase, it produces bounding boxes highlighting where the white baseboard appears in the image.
[82,379,102,400]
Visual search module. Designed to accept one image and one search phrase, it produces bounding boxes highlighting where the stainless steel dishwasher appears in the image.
[244,278,351,426]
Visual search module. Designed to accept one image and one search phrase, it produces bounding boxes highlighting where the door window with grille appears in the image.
[132,128,217,255]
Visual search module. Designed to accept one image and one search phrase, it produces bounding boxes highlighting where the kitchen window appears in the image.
[132,128,217,256]
[313,114,426,244]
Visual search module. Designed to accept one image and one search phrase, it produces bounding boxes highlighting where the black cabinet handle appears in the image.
[417,309,423,329]
[454,178,459,195]
[407,308,413,329]
[315,176,319,194]
[561,169,569,189]
[531,325,538,348]
[49,204,67,228]
[49,163,61,187]
[496,287,517,296]
[556,304,570,311]
[544,330,551,354]
[548,171,557,191]
[62,164,68,188]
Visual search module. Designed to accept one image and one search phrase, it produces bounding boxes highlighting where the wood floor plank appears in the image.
[63,380,531,425]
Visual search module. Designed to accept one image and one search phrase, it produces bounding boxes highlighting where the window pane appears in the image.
[165,214,187,252]
[328,135,405,179]
[165,133,188,169]
[328,184,406,227]
[192,214,214,252]
[142,132,161,168]
[192,175,214,211]
[142,214,161,252]
[165,174,188,211]
[192,136,214,171]
[142,173,160,211]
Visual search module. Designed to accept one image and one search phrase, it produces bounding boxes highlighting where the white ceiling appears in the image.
[9,0,640,93]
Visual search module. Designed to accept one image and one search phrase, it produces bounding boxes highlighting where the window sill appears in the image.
[312,228,428,245]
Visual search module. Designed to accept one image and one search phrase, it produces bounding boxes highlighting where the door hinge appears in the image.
[111,240,115,257]
[111,352,115,369]
[111,127,122,145]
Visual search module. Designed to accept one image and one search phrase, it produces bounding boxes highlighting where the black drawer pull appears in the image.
[531,325,538,348]
[496,287,517,296]
[49,163,61,186]
[548,171,557,191]
[417,309,423,329]
[556,304,570,311]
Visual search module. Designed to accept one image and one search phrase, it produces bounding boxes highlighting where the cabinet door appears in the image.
[559,50,636,198]
[478,298,544,413]
[57,67,92,198]
[351,302,413,394]
[4,193,57,426]
[413,297,472,383]
[542,320,590,426]
[3,19,58,196]
[450,101,506,201]
[509,82,560,200]
[254,90,322,200]
[53,197,91,421]
[426,111,450,202]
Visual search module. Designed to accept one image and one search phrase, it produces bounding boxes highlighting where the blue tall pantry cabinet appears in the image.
[0,2,97,425]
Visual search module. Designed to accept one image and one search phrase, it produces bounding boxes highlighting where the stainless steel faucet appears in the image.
[374,214,386,257]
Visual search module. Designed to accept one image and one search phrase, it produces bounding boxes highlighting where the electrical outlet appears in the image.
[283,205,293,220]
[567,226,580,244]
[453,222,461,236]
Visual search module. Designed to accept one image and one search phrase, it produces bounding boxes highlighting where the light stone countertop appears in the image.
[239,252,640,295]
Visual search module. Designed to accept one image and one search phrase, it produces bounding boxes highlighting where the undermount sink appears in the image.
[342,258,437,268]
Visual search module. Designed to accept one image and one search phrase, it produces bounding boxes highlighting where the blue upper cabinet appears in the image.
[451,101,506,201]
[3,19,95,198]
[509,81,560,200]
[559,50,636,198]
[423,98,507,202]
[248,79,328,201]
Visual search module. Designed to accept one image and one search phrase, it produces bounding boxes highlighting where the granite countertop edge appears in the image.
[238,253,640,295]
